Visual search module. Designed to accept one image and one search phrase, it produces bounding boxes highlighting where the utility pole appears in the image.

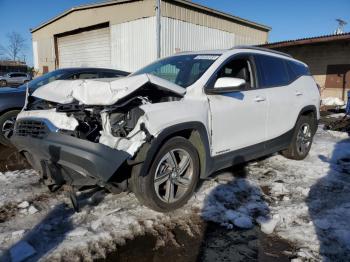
[156,0,161,58]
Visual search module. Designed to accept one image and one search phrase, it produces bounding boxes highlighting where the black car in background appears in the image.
[0,67,129,146]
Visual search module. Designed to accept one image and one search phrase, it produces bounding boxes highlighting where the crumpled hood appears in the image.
[32,74,185,105]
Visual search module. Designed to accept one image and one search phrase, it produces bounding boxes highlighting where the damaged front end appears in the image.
[11,74,185,192]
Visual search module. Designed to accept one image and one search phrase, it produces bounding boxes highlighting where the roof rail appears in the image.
[232,45,293,58]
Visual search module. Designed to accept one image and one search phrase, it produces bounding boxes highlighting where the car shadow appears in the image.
[196,158,293,261]
[307,138,350,260]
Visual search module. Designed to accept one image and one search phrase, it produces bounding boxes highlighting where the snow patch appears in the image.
[322,97,345,106]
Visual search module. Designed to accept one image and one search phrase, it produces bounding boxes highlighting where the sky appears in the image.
[0,0,349,66]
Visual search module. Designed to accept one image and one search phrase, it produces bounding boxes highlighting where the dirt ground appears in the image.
[0,145,30,172]
[103,219,294,262]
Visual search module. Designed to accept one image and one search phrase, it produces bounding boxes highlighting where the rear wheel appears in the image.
[0,110,20,147]
[281,115,315,160]
[130,136,200,212]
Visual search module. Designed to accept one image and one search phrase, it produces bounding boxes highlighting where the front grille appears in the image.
[15,119,48,139]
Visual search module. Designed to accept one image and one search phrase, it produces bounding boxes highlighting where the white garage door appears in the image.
[58,27,111,68]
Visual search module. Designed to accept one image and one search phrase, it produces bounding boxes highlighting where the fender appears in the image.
[298,105,317,118]
[297,105,318,133]
[128,121,212,179]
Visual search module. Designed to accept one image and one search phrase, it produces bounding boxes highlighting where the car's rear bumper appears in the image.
[11,132,130,186]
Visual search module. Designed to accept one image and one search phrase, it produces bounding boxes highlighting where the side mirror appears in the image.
[207,77,246,94]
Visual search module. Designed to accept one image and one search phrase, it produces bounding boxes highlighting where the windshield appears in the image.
[133,54,219,88]
[18,69,67,90]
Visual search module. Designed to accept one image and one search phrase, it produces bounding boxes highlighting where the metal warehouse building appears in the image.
[31,0,270,74]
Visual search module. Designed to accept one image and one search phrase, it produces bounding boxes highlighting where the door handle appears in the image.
[254,96,266,102]
[295,91,303,96]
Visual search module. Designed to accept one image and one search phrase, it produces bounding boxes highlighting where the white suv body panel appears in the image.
[17,48,320,161]
[208,87,268,155]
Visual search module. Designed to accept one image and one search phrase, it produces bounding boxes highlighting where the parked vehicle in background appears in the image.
[0,67,129,146]
[0,72,32,87]
[11,47,320,212]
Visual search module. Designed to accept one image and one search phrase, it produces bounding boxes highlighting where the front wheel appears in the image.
[281,115,316,160]
[130,136,200,212]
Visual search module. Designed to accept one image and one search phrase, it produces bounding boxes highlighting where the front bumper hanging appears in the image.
[11,130,131,186]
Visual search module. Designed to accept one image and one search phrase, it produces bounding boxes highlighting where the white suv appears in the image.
[12,47,320,212]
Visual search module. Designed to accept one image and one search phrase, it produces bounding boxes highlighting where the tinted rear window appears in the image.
[255,54,290,88]
[286,60,310,79]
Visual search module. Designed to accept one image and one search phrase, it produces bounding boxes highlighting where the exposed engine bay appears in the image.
[18,74,185,156]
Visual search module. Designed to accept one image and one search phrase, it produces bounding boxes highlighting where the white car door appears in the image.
[207,54,268,156]
[255,55,302,140]
[254,54,300,140]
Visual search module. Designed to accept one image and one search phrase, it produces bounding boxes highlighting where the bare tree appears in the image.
[0,31,26,61]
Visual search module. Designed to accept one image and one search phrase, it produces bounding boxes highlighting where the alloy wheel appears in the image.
[153,148,194,203]
[296,123,312,155]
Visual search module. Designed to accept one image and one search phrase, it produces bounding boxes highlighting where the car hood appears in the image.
[32,73,185,105]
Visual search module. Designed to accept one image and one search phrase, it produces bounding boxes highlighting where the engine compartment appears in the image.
[25,82,182,150]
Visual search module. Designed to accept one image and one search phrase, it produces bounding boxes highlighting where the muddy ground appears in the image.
[103,219,294,262]
[0,145,30,172]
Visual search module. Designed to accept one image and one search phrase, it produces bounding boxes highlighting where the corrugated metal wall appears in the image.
[161,17,235,57]
[110,15,266,72]
[161,1,269,45]
[111,17,157,72]
[57,27,111,68]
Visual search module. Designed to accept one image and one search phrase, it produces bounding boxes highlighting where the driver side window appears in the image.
[211,56,255,89]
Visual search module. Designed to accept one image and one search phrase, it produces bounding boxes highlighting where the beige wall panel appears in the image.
[32,0,154,39]
[35,37,56,73]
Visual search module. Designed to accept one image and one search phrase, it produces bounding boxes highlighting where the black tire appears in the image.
[281,115,316,160]
[0,80,7,87]
[0,110,20,147]
[130,136,200,212]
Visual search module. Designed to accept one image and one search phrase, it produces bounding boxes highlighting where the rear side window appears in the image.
[255,54,289,88]
[286,61,310,80]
